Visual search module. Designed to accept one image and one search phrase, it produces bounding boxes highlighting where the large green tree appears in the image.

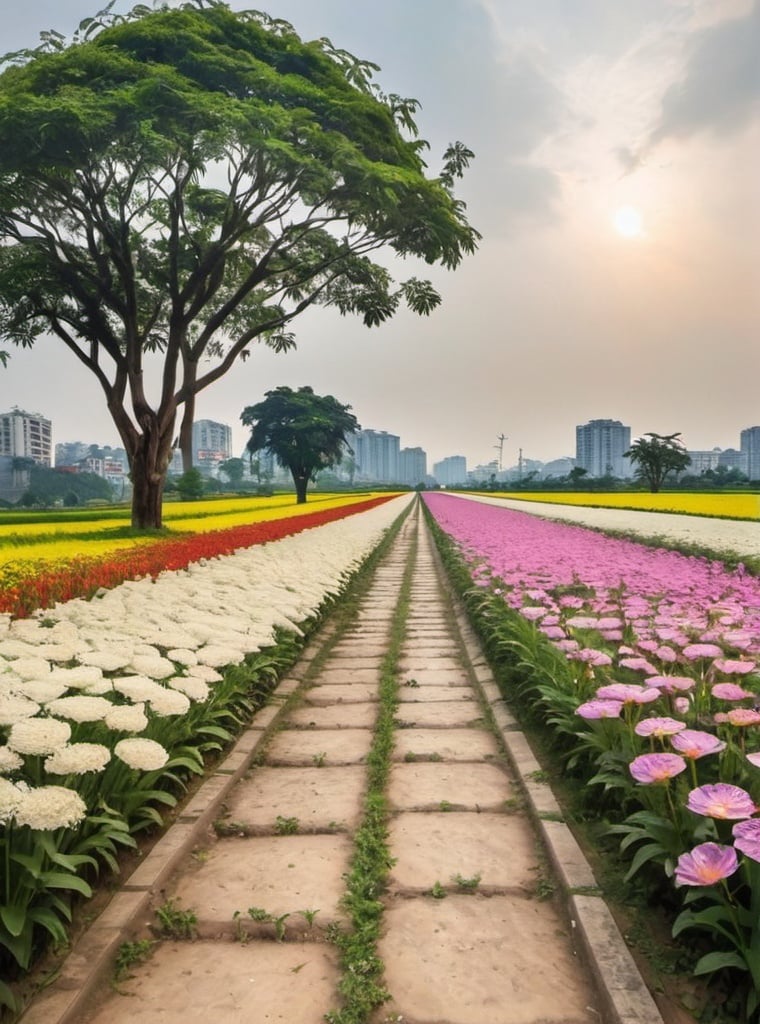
[625,432,692,492]
[0,2,478,528]
[242,385,358,503]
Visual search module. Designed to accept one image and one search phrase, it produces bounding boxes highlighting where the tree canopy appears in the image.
[625,432,692,492]
[242,385,359,503]
[0,1,478,528]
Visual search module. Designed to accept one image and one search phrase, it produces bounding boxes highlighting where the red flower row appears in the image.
[1,495,395,619]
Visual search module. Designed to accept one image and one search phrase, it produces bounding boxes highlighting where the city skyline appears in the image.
[1,1,758,469]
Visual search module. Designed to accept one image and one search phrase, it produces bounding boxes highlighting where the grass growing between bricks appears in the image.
[324,518,417,1024]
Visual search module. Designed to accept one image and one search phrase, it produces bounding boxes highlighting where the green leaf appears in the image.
[624,842,666,881]
[41,872,92,897]
[693,951,748,976]
[0,904,27,938]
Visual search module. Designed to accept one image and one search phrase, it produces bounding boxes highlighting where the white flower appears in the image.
[168,676,209,702]
[0,747,23,773]
[196,645,244,668]
[112,676,166,702]
[45,743,111,775]
[0,695,42,725]
[10,657,52,680]
[167,648,198,666]
[114,737,169,771]
[103,703,148,733]
[14,785,87,830]
[130,654,176,680]
[147,688,190,717]
[0,640,40,660]
[185,664,223,683]
[46,695,113,723]
[10,678,68,704]
[8,717,71,755]
[0,778,25,823]
[77,649,132,672]
[48,666,104,690]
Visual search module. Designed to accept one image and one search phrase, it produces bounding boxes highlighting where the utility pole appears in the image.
[494,433,507,473]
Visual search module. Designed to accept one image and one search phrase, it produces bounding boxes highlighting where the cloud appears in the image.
[650,1,760,144]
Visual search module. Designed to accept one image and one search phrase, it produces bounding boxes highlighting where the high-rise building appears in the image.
[0,408,52,466]
[398,447,427,486]
[718,448,748,475]
[433,456,467,486]
[740,427,760,480]
[685,449,722,475]
[575,419,631,478]
[352,429,400,483]
[192,419,232,476]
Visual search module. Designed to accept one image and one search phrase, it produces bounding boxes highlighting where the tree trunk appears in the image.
[129,427,175,529]
[179,394,195,473]
[293,471,309,504]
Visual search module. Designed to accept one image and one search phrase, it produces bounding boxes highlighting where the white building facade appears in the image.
[575,419,632,479]
[0,409,52,466]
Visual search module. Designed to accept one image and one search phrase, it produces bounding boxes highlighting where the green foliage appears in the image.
[113,938,155,981]
[624,433,692,493]
[175,469,205,502]
[242,386,360,504]
[274,815,300,835]
[0,3,477,528]
[154,899,197,940]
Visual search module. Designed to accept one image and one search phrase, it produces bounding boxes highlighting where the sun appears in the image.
[613,205,643,238]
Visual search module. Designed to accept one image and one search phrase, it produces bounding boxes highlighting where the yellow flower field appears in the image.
[485,491,760,520]
[0,492,386,569]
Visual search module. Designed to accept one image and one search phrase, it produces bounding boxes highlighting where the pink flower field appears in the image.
[424,492,760,1013]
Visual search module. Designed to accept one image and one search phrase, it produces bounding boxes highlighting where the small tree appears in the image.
[175,468,205,502]
[625,432,691,493]
[242,386,359,504]
[219,457,246,489]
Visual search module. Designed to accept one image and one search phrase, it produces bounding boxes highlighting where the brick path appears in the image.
[22,501,662,1024]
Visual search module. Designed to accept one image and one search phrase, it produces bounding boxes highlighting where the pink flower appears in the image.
[576,699,624,720]
[619,657,659,675]
[566,616,600,629]
[656,646,678,663]
[674,697,692,715]
[727,709,760,727]
[682,643,723,661]
[733,819,760,863]
[711,683,753,702]
[648,675,695,693]
[634,717,686,738]
[630,753,687,784]
[596,684,660,705]
[574,649,613,666]
[675,843,738,886]
[554,639,580,653]
[687,784,756,820]
[671,730,726,759]
[521,606,548,621]
[746,752,760,769]
[714,659,756,675]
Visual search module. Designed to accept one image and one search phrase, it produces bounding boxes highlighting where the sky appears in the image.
[1,0,759,471]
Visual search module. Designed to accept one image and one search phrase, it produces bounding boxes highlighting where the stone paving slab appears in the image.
[288,702,378,729]
[388,762,511,811]
[172,834,351,925]
[223,765,366,831]
[396,685,474,703]
[392,728,501,762]
[398,667,470,685]
[394,700,485,728]
[313,667,381,684]
[378,896,598,1024]
[387,812,539,892]
[304,683,378,705]
[266,728,372,766]
[398,646,460,661]
[82,941,340,1024]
